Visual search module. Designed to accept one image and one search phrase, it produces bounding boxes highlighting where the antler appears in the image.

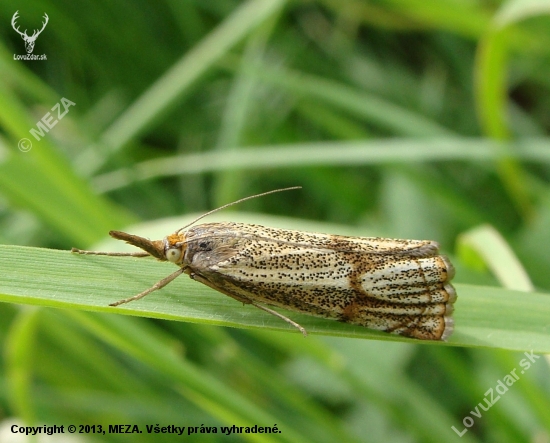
[11,11,26,38]
[11,11,49,53]
[30,13,49,38]
[11,11,49,39]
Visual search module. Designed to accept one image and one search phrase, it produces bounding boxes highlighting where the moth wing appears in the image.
[183,222,440,257]
[182,223,456,340]
[232,224,442,257]
[320,234,440,257]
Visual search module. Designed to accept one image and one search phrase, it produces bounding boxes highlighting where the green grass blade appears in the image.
[0,84,134,244]
[4,307,41,423]
[97,0,286,160]
[91,137,550,193]
[458,224,534,291]
[64,310,310,443]
[1,215,548,352]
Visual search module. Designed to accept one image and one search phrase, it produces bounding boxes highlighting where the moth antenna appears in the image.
[176,186,301,232]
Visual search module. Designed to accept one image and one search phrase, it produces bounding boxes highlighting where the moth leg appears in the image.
[251,302,308,337]
[190,272,308,336]
[189,272,253,304]
[71,248,150,257]
[109,268,185,306]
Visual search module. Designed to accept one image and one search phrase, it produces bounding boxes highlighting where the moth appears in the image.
[72,188,456,340]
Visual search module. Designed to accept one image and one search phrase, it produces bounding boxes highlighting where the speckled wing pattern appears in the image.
[183,223,456,340]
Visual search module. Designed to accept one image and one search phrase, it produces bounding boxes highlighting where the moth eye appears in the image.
[166,248,182,263]
[199,241,211,251]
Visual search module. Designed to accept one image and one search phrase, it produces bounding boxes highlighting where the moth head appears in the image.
[163,233,187,265]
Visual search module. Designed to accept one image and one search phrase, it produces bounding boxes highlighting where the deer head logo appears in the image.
[11,11,49,54]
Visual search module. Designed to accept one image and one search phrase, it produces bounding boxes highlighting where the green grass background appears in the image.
[1,0,550,441]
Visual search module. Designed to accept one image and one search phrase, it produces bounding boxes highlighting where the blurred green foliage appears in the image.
[1,0,550,442]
